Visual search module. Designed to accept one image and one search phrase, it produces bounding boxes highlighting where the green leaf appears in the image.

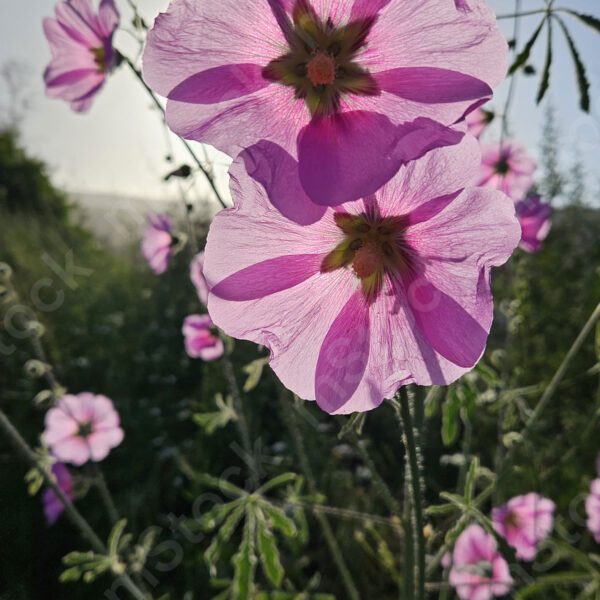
[508,17,547,75]
[555,16,590,112]
[595,320,600,360]
[62,551,98,566]
[259,503,297,538]
[256,473,297,496]
[441,389,461,446]
[193,394,237,435]
[201,497,245,531]
[59,567,83,583]
[188,471,246,497]
[256,516,284,587]
[564,10,600,34]
[108,519,128,558]
[205,505,246,565]
[232,509,257,600]
[536,18,553,104]
[242,357,270,392]
[464,457,479,504]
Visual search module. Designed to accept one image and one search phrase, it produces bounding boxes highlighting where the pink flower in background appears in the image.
[449,524,514,600]
[142,0,507,206]
[42,393,124,467]
[465,107,494,138]
[204,136,520,414]
[492,493,556,561]
[190,252,210,305]
[182,315,224,361]
[43,0,119,113]
[478,141,537,201]
[141,214,173,275]
[43,462,75,525]
[515,195,552,253]
[586,457,600,543]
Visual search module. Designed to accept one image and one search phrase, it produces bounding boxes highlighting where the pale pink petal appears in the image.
[52,436,91,466]
[87,427,124,462]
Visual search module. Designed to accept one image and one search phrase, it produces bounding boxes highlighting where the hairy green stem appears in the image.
[92,464,120,525]
[280,393,361,600]
[0,409,148,600]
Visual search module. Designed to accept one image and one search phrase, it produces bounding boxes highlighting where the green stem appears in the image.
[0,409,148,600]
[120,53,228,210]
[280,393,361,600]
[92,464,120,525]
[394,388,426,600]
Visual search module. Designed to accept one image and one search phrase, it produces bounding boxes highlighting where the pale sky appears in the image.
[1,0,599,208]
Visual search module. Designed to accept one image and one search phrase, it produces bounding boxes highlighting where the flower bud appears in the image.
[24,360,50,379]
[0,262,12,281]
[26,320,45,339]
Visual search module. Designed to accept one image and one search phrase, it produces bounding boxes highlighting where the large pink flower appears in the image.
[449,524,514,600]
[42,393,124,467]
[43,462,75,525]
[141,214,174,275]
[515,195,552,253]
[203,136,520,414]
[43,0,119,113]
[142,0,507,206]
[478,141,537,201]
[182,315,224,361]
[492,493,556,561]
[190,252,210,305]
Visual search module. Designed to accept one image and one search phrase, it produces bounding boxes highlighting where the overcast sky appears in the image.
[1,0,599,209]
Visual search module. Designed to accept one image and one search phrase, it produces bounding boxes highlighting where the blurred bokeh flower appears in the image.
[141,214,173,275]
[465,107,494,138]
[42,462,74,525]
[204,136,520,414]
[515,195,552,253]
[42,393,124,466]
[43,0,119,113]
[449,524,514,600]
[182,315,224,361]
[142,0,506,206]
[477,140,537,201]
[190,252,210,305]
[492,492,556,560]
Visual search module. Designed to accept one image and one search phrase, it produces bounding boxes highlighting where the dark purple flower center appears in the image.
[263,0,379,116]
[321,212,410,300]
[92,47,108,73]
[494,155,511,175]
[77,421,94,438]
[505,510,521,529]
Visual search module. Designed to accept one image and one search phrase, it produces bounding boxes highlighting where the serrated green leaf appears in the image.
[242,357,269,392]
[232,509,257,600]
[201,497,245,531]
[555,16,590,112]
[256,473,297,496]
[259,503,297,538]
[536,18,553,104]
[108,519,128,557]
[205,505,246,565]
[564,10,600,34]
[508,17,547,75]
[256,517,284,587]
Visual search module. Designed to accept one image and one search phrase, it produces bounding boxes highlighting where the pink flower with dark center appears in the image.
[182,315,224,361]
[190,252,210,305]
[466,107,494,139]
[478,141,537,201]
[492,493,556,561]
[515,195,552,253]
[203,136,520,414]
[42,393,124,467]
[43,462,75,525]
[142,0,507,206]
[449,524,514,600]
[141,214,174,275]
[43,0,119,113]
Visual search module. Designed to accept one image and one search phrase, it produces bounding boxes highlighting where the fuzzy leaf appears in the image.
[256,473,297,496]
[260,503,297,537]
[555,16,590,111]
[508,18,546,75]
[205,505,246,565]
[256,517,284,587]
[232,509,257,600]
[108,519,128,558]
[442,390,461,446]
[242,357,270,392]
[464,457,479,504]
[536,18,553,104]
[59,566,83,582]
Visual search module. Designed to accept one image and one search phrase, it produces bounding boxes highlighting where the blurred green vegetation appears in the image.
[1,128,599,600]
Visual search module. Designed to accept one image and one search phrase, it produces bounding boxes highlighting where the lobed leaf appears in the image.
[508,18,547,75]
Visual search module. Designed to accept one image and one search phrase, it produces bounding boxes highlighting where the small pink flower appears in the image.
[586,478,600,543]
[142,0,507,206]
[182,315,224,361]
[42,393,124,467]
[43,0,119,113]
[204,136,520,414]
[492,493,556,561]
[43,462,75,525]
[141,214,173,275]
[478,141,537,201]
[449,524,514,600]
[190,252,210,305]
[515,195,552,253]
[465,107,494,139]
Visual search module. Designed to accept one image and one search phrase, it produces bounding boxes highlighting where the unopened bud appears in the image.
[0,262,12,281]
[25,321,45,339]
[24,360,50,379]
